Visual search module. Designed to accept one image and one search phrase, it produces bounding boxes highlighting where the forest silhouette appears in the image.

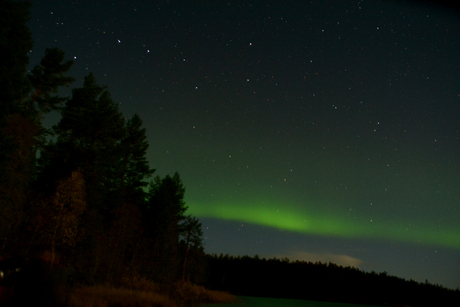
[205,253,460,306]
[0,1,204,304]
[0,1,459,307]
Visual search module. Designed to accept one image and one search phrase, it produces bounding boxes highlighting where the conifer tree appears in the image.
[143,172,187,283]
[47,73,125,212]
[29,47,75,114]
[179,215,204,281]
[119,114,155,204]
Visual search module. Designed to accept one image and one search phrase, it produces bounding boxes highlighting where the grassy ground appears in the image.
[68,285,174,307]
[67,277,236,307]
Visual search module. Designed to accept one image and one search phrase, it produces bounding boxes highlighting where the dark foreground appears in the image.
[197,296,386,307]
[0,257,234,307]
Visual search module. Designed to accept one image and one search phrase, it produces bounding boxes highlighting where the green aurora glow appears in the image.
[188,201,460,250]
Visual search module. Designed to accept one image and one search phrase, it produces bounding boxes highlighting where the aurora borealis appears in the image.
[28,0,459,289]
[189,201,460,249]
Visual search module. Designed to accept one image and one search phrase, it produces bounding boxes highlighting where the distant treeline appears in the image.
[204,254,460,307]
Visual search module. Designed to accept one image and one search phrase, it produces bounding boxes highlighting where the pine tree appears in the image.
[143,172,187,283]
[46,73,125,212]
[179,215,204,281]
[119,114,155,204]
[29,47,75,114]
[94,114,155,281]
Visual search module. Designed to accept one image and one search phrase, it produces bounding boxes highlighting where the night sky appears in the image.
[28,1,459,289]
